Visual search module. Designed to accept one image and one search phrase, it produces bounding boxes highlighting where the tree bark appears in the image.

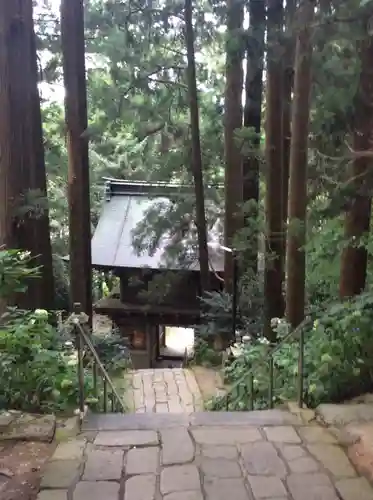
[339,27,373,298]
[263,0,285,340]
[242,0,265,275]
[285,0,314,328]
[0,0,54,310]
[184,0,210,293]
[61,0,93,318]
[224,0,244,292]
[281,0,296,267]
[27,2,55,310]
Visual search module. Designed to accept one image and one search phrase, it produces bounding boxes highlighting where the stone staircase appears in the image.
[36,409,373,500]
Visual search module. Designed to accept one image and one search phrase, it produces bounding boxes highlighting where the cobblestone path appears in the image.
[37,411,373,500]
[125,369,203,413]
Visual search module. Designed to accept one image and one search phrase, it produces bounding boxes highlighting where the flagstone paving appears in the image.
[36,412,373,500]
[125,369,203,413]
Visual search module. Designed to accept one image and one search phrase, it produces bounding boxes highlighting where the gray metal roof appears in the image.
[91,180,224,272]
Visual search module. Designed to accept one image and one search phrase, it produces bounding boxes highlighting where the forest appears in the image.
[0,0,373,412]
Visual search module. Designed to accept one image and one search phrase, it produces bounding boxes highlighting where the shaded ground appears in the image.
[0,412,58,500]
[0,441,55,500]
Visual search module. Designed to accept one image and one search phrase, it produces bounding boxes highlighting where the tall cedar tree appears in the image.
[339,22,373,297]
[184,0,210,293]
[224,0,244,293]
[0,0,54,310]
[61,0,93,317]
[281,0,296,260]
[285,0,314,328]
[263,0,285,340]
[242,0,265,274]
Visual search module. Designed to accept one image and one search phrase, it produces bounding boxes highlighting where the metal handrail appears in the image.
[216,293,351,412]
[214,315,313,411]
[70,303,127,415]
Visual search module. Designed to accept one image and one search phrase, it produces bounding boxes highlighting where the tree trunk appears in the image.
[242,0,265,275]
[27,2,55,310]
[281,0,296,267]
[339,29,373,298]
[61,0,93,319]
[285,0,314,328]
[224,0,244,292]
[184,0,210,293]
[0,0,54,310]
[263,0,285,340]
[0,2,16,251]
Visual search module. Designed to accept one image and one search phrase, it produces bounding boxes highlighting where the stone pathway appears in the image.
[125,369,202,413]
[36,410,373,500]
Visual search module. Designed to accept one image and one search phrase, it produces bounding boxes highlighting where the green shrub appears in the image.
[0,308,96,413]
[0,248,40,298]
[91,329,132,374]
[210,292,373,410]
[191,338,223,367]
[0,248,99,413]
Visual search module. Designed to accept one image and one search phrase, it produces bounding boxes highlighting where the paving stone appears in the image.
[202,445,238,459]
[184,370,201,394]
[0,412,14,428]
[52,439,86,461]
[161,428,195,465]
[94,430,158,447]
[41,460,81,488]
[316,403,373,426]
[124,474,156,500]
[298,426,337,444]
[201,458,242,478]
[0,414,56,442]
[248,476,287,498]
[192,426,262,445]
[240,441,287,477]
[168,400,184,413]
[73,481,120,500]
[307,444,356,477]
[288,456,320,473]
[287,473,339,500]
[263,426,301,443]
[37,490,68,500]
[164,492,204,500]
[191,410,299,427]
[83,448,124,480]
[335,477,373,500]
[276,444,306,461]
[156,403,169,412]
[161,465,201,494]
[204,478,251,500]
[55,417,81,442]
[126,447,159,474]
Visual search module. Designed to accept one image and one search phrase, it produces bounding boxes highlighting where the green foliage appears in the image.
[0,308,96,413]
[210,292,373,411]
[191,338,223,367]
[91,330,132,374]
[0,248,127,413]
[0,249,40,298]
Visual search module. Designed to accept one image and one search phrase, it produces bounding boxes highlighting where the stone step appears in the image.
[82,409,301,431]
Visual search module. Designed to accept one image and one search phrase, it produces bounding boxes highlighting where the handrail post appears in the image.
[248,373,254,411]
[231,249,238,342]
[73,302,85,415]
[268,353,274,409]
[297,325,305,408]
